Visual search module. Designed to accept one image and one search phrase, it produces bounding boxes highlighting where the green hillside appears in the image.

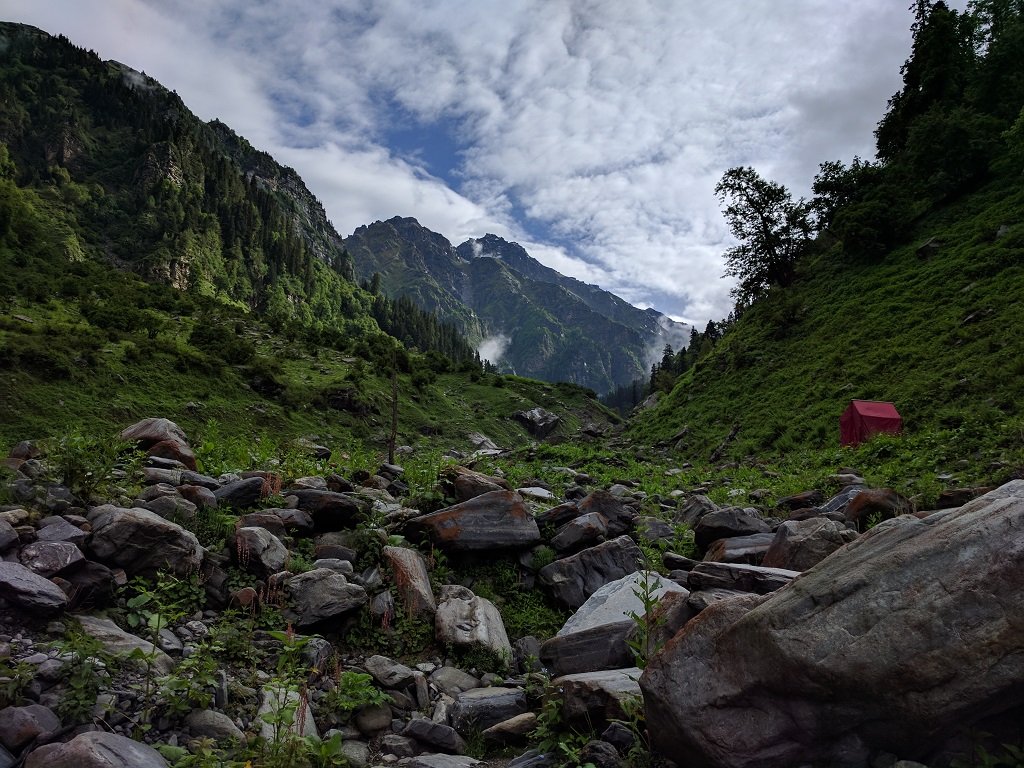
[632,0,1024,491]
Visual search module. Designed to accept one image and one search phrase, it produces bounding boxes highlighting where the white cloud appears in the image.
[4,0,941,324]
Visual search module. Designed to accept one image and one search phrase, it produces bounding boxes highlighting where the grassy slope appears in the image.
[630,175,1024,495]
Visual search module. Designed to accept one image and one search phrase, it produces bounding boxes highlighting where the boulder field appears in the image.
[0,418,1017,767]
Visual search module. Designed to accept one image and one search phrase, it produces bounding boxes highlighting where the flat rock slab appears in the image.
[74,614,174,674]
[686,561,800,594]
[19,541,85,578]
[402,718,467,754]
[0,562,68,615]
[450,687,528,733]
[410,490,540,551]
[702,532,776,564]
[25,730,169,768]
[405,756,481,768]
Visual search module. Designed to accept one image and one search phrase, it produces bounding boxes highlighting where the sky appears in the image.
[2,1,964,324]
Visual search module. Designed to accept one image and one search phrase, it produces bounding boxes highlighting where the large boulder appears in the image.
[641,481,1024,768]
[409,491,540,551]
[288,489,367,530]
[553,668,642,731]
[576,491,636,536]
[25,731,168,768]
[435,585,512,664]
[87,505,204,577]
[513,407,560,438]
[541,571,687,676]
[693,507,771,551]
[442,466,511,502]
[234,526,288,577]
[538,536,644,609]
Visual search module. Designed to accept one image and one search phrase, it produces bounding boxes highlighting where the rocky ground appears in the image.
[0,417,1020,768]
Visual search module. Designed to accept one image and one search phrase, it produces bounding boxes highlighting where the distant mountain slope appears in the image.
[346,218,688,393]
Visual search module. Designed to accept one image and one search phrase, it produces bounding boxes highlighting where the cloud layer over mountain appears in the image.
[7,1,963,323]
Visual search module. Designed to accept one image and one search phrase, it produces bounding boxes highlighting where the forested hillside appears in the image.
[632,0,1024,480]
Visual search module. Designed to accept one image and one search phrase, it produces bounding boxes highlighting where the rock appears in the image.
[541,571,687,676]
[0,562,67,615]
[258,682,317,740]
[382,546,436,617]
[146,439,197,471]
[554,668,642,731]
[381,733,419,757]
[693,507,771,550]
[450,687,528,733]
[761,518,858,571]
[74,614,174,674]
[641,481,1024,768]
[282,569,367,627]
[513,407,560,438]
[410,491,541,551]
[179,470,220,490]
[0,520,17,551]
[177,485,218,511]
[507,750,555,768]
[0,703,61,750]
[25,731,168,768]
[702,532,775,564]
[234,527,288,577]
[60,560,117,610]
[141,495,198,520]
[120,417,189,449]
[288,490,367,531]
[538,535,644,609]
[483,711,537,743]
[213,477,266,510]
[429,667,481,697]
[687,587,749,613]
[686,561,800,594]
[677,494,718,526]
[577,491,636,536]
[403,718,467,753]
[580,739,625,768]
[518,487,555,501]
[842,488,911,530]
[353,702,392,735]
[340,739,370,768]
[34,518,87,546]
[86,505,204,577]
[775,489,824,512]
[185,708,245,741]
[435,586,512,665]
[19,541,84,577]
[405,755,480,768]
[550,512,608,552]
[365,654,416,688]
[443,466,511,502]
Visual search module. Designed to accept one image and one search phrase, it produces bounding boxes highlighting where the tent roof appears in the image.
[846,400,901,418]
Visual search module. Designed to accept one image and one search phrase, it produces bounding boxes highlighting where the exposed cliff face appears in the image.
[345,218,689,393]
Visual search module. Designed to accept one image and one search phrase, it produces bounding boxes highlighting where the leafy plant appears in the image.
[320,669,391,721]
[626,569,668,669]
[0,658,34,707]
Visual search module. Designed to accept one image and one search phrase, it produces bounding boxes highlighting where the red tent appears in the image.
[840,400,902,447]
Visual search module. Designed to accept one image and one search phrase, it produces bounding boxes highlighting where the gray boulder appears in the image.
[538,535,644,609]
[288,489,367,531]
[442,466,511,502]
[761,517,859,571]
[541,571,687,676]
[686,561,800,594]
[283,568,367,627]
[693,506,771,551]
[0,703,61,750]
[0,562,67,615]
[513,407,560,438]
[641,481,1024,768]
[234,526,288,577]
[19,541,84,577]
[435,586,512,665]
[410,491,541,551]
[403,717,467,753]
[213,477,265,510]
[702,532,775,564]
[25,731,168,768]
[86,505,204,577]
[550,512,607,552]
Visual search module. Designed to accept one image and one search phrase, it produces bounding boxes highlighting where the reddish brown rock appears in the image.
[409,490,540,551]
